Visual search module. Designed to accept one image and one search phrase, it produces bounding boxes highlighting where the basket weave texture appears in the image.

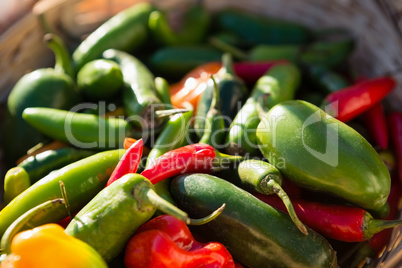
[0,0,401,267]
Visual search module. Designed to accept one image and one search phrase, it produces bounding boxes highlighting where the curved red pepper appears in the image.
[124,215,235,268]
[323,76,396,122]
[388,112,402,184]
[141,143,231,185]
[106,139,143,187]
[362,102,389,150]
[255,193,402,242]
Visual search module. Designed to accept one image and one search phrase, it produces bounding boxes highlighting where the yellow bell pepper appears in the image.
[1,223,107,268]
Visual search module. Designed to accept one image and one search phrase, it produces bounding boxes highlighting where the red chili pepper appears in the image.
[141,143,241,185]
[323,76,396,122]
[388,112,402,184]
[233,60,288,84]
[362,102,389,150]
[254,193,402,242]
[124,215,235,268]
[105,139,143,187]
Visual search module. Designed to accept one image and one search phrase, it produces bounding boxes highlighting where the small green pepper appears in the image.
[256,100,391,211]
[72,2,155,71]
[0,149,124,238]
[3,147,94,203]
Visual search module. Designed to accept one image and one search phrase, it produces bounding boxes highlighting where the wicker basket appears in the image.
[0,0,401,267]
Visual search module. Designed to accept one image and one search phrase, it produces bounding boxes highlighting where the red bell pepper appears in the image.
[323,76,396,122]
[388,112,402,184]
[255,193,402,242]
[124,215,235,268]
[141,143,242,185]
[362,102,389,150]
[105,139,143,187]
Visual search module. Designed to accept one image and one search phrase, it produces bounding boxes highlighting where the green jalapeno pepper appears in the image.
[2,34,81,166]
[170,173,338,268]
[3,147,94,204]
[65,173,221,262]
[0,149,124,239]
[194,53,248,139]
[226,63,301,156]
[256,100,391,211]
[72,2,155,71]
[148,3,210,46]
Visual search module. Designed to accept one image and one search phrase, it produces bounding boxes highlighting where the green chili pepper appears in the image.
[77,59,124,101]
[65,173,222,262]
[148,3,210,46]
[102,49,168,131]
[3,147,94,204]
[214,8,312,46]
[144,111,193,205]
[0,149,124,238]
[2,34,81,166]
[194,53,248,139]
[198,75,225,147]
[170,173,338,268]
[238,159,307,235]
[72,2,155,71]
[154,76,173,107]
[149,45,223,79]
[226,63,301,156]
[256,100,391,211]
[22,107,133,150]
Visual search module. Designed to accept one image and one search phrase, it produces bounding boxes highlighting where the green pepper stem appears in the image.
[266,179,308,235]
[209,37,248,61]
[209,75,220,111]
[59,181,72,221]
[189,203,226,226]
[155,108,191,118]
[43,33,74,78]
[0,199,65,255]
[213,150,244,167]
[366,217,402,240]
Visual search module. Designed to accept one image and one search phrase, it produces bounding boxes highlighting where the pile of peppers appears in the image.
[0,2,401,268]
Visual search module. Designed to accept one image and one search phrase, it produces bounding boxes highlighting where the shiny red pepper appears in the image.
[233,60,288,84]
[322,76,396,122]
[362,102,389,150]
[141,143,241,185]
[124,215,235,268]
[105,139,143,187]
[388,112,402,184]
[255,193,402,242]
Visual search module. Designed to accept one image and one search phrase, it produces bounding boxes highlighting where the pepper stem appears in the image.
[219,53,237,77]
[43,33,74,78]
[0,199,65,256]
[155,108,191,118]
[189,203,226,226]
[213,150,244,168]
[141,188,225,226]
[265,179,308,235]
[209,37,248,61]
[59,181,72,221]
[366,216,402,240]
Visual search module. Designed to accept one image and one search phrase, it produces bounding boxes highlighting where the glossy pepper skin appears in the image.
[0,149,124,238]
[4,147,94,203]
[322,76,396,122]
[148,3,210,46]
[171,173,338,268]
[256,100,391,211]
[2,34,81,166]
[22,107,134,149]
[124,215,235,268]
[226,63,300,156]
[65,173,193,263]
[72,2,155,71]
[255,193,402,242]
[194,53,248,139]
[1,224,107,268]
